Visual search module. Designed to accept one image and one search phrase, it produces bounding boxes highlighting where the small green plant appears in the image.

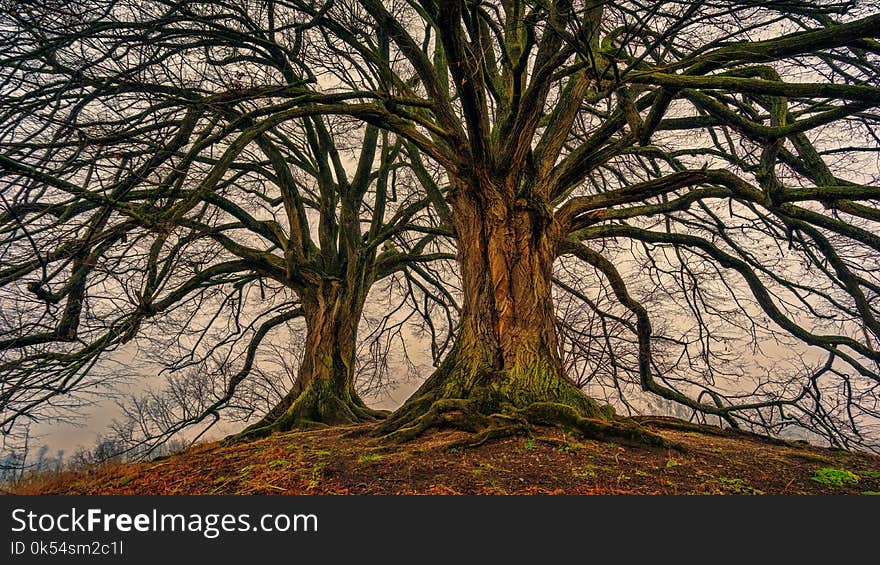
[357,454,384,465]
[523,438,536,451]
[313,449,332,458]
[239,464,256,474]
[306,463,326,490]
[718,477,764,495]
[267,459,289,470]
[862,470,880,479]
[472,462,494,477]
[573,465,597,479]
[810,467,859,487]
[665,459,681,469]
[861,491,880,496]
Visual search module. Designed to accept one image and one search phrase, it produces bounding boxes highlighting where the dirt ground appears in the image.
[9,416,880,495]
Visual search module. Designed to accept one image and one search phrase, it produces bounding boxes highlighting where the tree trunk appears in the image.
[243,280,385,435]
[382,181,611,433]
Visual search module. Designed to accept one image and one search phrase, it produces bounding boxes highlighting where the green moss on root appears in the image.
[376,355,675,451]
[223,378,387,445]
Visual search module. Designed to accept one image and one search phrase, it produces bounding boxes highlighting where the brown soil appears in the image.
[8,417,880,495]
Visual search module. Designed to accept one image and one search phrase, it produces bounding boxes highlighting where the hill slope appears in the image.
[10,418,880,495]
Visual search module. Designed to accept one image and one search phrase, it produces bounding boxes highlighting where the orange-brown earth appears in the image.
[8,417,880,495]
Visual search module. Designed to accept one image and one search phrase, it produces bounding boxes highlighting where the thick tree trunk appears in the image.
[382,181,611,435]
[241,280,385,436]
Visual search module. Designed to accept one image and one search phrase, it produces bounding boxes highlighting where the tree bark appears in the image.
[382,180,611,433]
[243,279,385,435]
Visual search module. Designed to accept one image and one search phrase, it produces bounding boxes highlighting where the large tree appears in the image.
[261,0,880,448]
[0,1,453,441]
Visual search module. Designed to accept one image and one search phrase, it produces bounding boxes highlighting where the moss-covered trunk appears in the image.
[382,181,609,434]
[242,280,384,436]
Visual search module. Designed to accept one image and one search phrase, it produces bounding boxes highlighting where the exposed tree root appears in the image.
[376,397,685,452]
[375,356,681,451]
[379,399,490,444]
[222,381,388,446]
[632,416,729,437]
[522,402,683,451]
